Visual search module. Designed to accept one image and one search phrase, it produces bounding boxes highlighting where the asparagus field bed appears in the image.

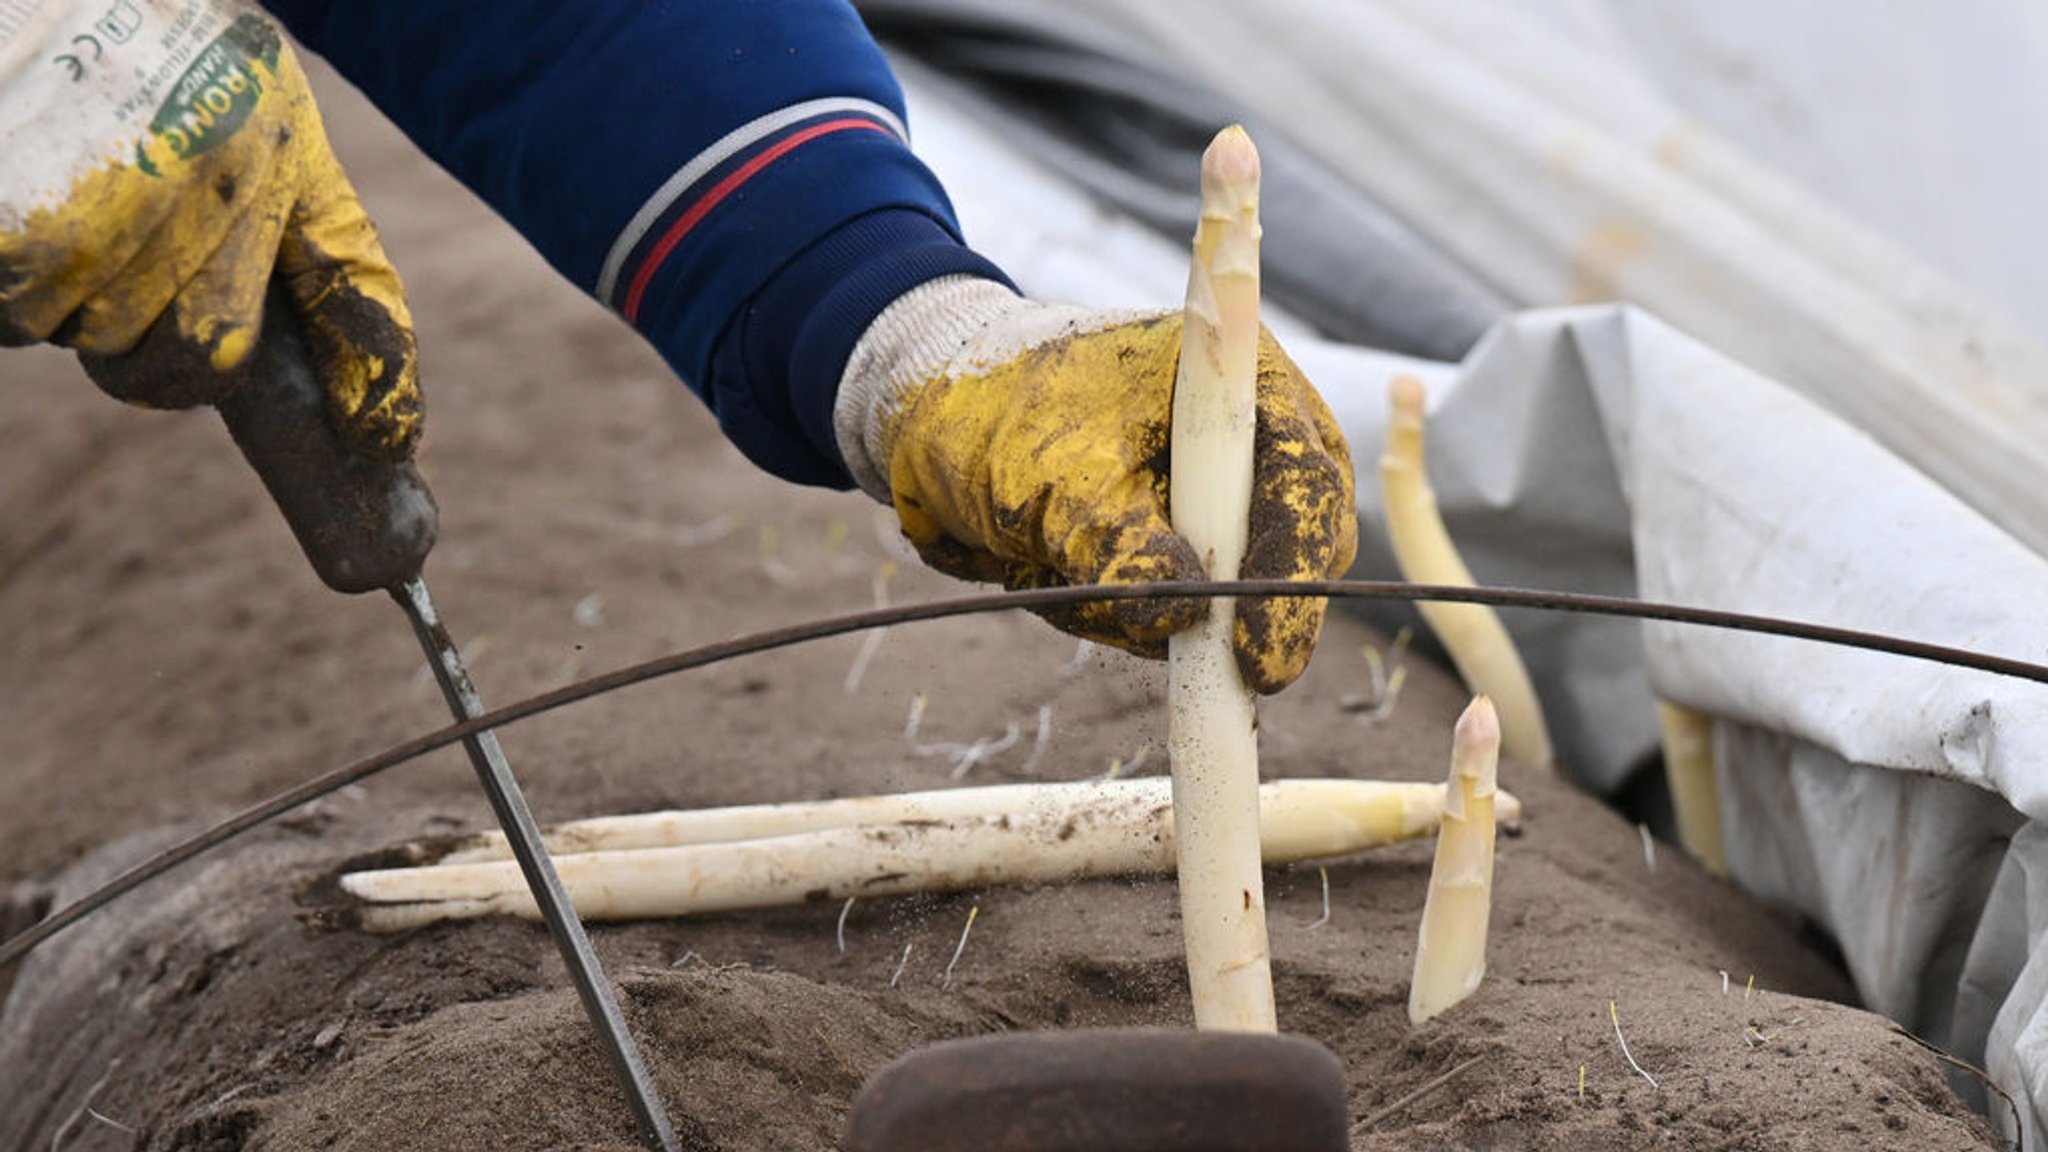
[0,62,2000,1151]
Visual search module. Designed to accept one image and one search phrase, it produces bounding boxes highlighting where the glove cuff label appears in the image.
[133,11,274,174]
[0,0,241,226]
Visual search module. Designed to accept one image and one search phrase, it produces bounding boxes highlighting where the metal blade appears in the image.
[393,576,679,1152]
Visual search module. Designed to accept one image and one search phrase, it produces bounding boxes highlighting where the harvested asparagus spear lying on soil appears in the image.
[338,777,1526,933]
[1381,375,1555,771]
[432,777,1517,864]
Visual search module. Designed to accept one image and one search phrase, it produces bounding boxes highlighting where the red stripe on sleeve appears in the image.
[621,118,894,323]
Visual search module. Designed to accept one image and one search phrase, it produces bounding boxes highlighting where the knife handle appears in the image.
[216,286,439,594]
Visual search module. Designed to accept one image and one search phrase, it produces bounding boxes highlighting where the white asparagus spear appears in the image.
[1656,701,1726,876]
[1380,375,1555,771]
[1167,125,1274,1032]
[1409,696,1502,1023]
[341,778,1526,933]
[437,776,1521,863]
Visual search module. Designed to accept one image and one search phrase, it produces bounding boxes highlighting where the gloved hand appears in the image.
[0,3,419,459]
[837,276,1358,693]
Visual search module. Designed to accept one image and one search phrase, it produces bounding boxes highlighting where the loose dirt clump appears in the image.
[0,62,2000,1151]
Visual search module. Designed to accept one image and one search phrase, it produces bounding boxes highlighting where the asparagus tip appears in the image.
[1455,695,1500,755]
[1390,373,1428,415]
[1202,125,1261,199]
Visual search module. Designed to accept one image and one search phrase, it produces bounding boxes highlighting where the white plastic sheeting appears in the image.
[892,3,2048,1139]
[1092,0,2048,555]
[1569,0,2048,350]
[1328,307,2048,1133]
[858,0,1508,361]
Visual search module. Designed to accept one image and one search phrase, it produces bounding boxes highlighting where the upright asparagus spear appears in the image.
[1168,125,1276,1033]
[1381,375,1555,770]
[1657,701,1726,875]
[1409,696,1502,1023]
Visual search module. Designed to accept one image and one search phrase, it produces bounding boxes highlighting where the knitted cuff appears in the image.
[834,276,1148,499]
[832,275,1028,499]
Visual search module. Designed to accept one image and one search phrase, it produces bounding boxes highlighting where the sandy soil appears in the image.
[0,62,2002,1151]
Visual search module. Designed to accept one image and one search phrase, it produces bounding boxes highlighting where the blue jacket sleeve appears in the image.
[263,0,1013,488]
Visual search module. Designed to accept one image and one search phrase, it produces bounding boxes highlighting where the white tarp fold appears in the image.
[1338,305,2048,1144]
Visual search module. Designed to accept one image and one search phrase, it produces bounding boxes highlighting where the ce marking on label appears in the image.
[52,34,102,81]
[52,0,141,80]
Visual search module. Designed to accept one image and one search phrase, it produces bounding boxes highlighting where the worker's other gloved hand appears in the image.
[0,4,420,460]
[836,276,1357,693]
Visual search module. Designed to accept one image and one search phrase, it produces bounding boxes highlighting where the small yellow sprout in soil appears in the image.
[1380,375,1555,771]
[1610,1001,1660,1087]
[941,904,980,990]
[1409,696,1501,1024]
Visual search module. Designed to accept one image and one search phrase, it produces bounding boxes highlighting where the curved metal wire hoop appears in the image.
[6,576,2044,969]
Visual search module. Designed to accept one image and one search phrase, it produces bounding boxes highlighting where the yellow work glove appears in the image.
[837,277,1358,693]
[0,3,419,459]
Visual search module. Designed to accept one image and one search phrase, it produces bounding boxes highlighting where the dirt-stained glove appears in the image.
[836,276,1357,693]
[0,2,419,459]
